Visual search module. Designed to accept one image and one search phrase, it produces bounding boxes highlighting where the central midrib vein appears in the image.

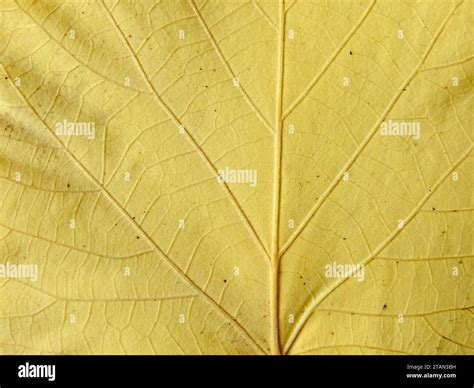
[270,0,286,356]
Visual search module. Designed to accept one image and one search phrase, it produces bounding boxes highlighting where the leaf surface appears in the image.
[0,0,472,355]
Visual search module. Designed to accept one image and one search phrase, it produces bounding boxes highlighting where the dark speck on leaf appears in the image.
[383,304,387,309]
[349,51,352,55]
[223,279,227,283]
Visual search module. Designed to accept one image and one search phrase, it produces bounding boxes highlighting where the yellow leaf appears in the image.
[0,0,472,355]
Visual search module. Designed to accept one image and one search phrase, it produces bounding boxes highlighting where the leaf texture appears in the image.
[0,0,472,355]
